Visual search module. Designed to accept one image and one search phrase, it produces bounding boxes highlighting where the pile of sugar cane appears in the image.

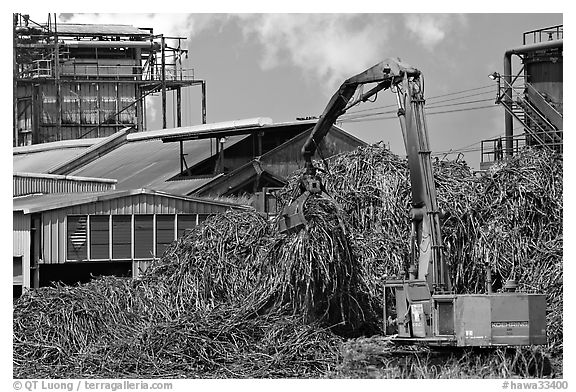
[13,144,562,378]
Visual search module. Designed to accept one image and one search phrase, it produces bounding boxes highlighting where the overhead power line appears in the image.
[341,84,495,117]
[341,97,495,121]
[340,104,498,124]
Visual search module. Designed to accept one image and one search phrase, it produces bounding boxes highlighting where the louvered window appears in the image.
[67,215,87,261]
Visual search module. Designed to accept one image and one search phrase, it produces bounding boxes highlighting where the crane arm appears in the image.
[280,57,451,292]
[301,58,420,173]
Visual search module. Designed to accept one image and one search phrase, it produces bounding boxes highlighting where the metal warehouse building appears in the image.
[12,118,365,295]
[13,176,244,294]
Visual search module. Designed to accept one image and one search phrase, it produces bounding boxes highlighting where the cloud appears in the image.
[404,14,467,48]
[57,13,226,47]
[52,13,396,90]
[235,14,393,89]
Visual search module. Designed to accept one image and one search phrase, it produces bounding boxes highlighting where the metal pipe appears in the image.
[13,13,18,146]
[201,81,207,124]
[54,13,62,140]
[503,39,563,156]
[176,87,182,127]
[161,35,166,129]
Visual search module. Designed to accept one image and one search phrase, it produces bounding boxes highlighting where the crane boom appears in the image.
[279,57,546,347]
[282,58,450,292]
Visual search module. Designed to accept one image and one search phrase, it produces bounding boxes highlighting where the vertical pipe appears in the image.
[115,83,120,132]
[135,47,144,132]
[54,13,62,141]
[202,80,209,154]
[161,35,167,129]
[201,80,206,124]
[179,141,184,174]
[13,14,18,146]
[504,53,513,157]
[77,83,81,138]
[96,84,101,138]
[32,84,40,144]
[176,87,182,127]
[95,47,101,138]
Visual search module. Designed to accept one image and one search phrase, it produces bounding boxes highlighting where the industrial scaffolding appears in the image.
[13,13,206,146]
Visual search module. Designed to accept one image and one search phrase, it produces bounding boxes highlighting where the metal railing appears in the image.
[480,131,563,164]
[18,59,195,82]
[523,25,563,45]
[495,74,560,149]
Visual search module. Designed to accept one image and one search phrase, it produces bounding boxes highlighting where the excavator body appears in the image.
[278,57,547,347]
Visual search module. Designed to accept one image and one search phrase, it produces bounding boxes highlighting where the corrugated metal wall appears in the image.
[33,80,137,143]
[13,174,115,197]
[13,212,31,289]
[40,193,237,264]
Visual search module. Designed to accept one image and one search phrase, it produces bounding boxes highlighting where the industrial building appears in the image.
[12,13,368,295]
[13,13,206,146]
[13,117,365,196]
[13,117,365,294]
[13,175,246,295]
[480,25,563,168]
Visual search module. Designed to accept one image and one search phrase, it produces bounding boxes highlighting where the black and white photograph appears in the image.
[10,8,567,388]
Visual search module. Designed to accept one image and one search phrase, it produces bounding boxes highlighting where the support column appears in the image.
[54,13,62,140]
[201,80,206,124]
[161,35,167,129]
[13,15,18,146]
[504,53,513,157]
[176,87,182,127]
[135,47,144,132]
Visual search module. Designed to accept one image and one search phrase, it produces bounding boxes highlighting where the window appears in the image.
[90,215,110,260]
[156,215,175,256]
[177,214,196,238]
[112,215,131,259]
[198,214,211,225]
[13,256,23,285]
[134,215,153,259]
[67,215,87,261]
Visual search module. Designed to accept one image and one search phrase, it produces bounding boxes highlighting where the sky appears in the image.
[19,11,563,170]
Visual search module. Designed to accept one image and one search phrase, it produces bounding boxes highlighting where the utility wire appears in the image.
[341,99,496,122]
[340,104,498,124]
[341,84,495,117]
[340,92,495,120]
[431,125,525,156]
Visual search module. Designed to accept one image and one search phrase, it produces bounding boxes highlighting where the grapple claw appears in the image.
[278,191,309,234]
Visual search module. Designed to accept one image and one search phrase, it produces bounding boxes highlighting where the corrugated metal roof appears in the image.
[153,117,274,141]
[13,188,246,214]
[69,135,248,193]
[54,23,151,36]
[13,145,97,173]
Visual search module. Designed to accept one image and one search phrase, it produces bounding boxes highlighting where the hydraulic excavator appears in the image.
[278,58,547,347]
